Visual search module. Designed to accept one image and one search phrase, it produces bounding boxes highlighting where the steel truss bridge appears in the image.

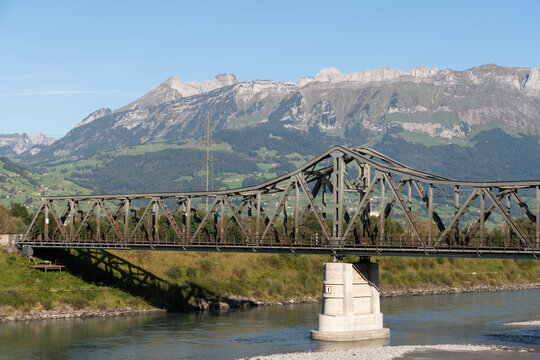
[20,146,540,259]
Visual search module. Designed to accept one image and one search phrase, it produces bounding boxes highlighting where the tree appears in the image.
[10,203,32,225]
[0,206,25,233]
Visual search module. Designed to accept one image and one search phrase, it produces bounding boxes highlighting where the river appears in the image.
[0,289,538,359]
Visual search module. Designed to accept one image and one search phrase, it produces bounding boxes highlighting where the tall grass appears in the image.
[114,250,540,300]
[0,249,149,312]
[2,247,539,314]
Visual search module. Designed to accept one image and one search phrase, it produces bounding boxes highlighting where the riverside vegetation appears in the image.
[0,203,539,318]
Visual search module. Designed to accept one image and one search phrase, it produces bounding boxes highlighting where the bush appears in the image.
[164,265,183,280]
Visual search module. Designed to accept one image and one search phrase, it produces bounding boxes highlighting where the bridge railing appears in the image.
[19,233,537,258]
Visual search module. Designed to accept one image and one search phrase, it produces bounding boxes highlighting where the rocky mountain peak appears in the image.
[524,66,540,94]
[162,76,183,91]
[161,73,238,95]
[213,73,238,85]
[410,66,439,78]
[29,133,55,146]
[0,132,56,156]
[74,108,112,129]
[317,67,342,76]
[300,67,414,86]
[120,73,239,111]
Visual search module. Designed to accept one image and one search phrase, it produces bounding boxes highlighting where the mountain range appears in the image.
[0,133,55,157]
[3,64,540,196]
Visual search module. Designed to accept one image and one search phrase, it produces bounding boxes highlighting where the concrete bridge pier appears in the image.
[311,257,390,341]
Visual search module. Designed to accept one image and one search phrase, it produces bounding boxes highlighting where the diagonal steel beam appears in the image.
[464,189,511,239]
[157,198,184,241]
[102,202,123,236]
[248,196,279,243]
[297,178,323,226]
[129,200,154,241]
[74,200,98,239]
[510,191,537,223]
[369,177,408,240]
[98,200,124,240]
[192,197,221,241]
[224,197,249,235]
[483,188,531,247]
[434,189,480,246]
[342,172,381,240]
[412,180,446,231]
[260,179,295,243]
[296,174,333,242]
[223,195,249,239]
[25,201,45,237]
[46,201,69,239]
[51,202,70,239]
[383,174,425,246]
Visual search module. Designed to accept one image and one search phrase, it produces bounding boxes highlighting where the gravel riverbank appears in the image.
[245,344,535,360]
[1,283,538,322]
[380,282,540,297]
[0,305,164,322]
[205,283,540,311]
[504,320,540,326]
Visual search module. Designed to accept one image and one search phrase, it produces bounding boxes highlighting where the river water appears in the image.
[0,289,538,359]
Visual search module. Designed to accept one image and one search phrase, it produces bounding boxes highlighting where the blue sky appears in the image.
[1,0,539,137]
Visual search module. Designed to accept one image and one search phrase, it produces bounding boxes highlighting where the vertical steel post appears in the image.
[152,199,159,241]
[536,186,540,248]
[220,199,225,242]
[454,185,459,244]
[322,184,327,219]
[332,151,345,242]
[256,192,261,241]
[295,180,299,243]
[380,178,385,245]
[45,202,49,241]
[124,199,130,241]
[186,197,191,241]
[181,200,186,235]
[480,190,485,246]
[428,184,433,245]
[506,194,511,246]
[69,200,74,240]
[96,202,101,241]
[407,180,412,244]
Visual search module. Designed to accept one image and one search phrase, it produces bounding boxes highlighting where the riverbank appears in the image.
[380,282,540,297]
[200,281,540,311]
[1,280,539,322]
[0,305,164,322]
[246,345,537,360]
[1,247,539,322]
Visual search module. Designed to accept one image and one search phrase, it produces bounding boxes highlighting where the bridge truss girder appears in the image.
[22,146,540,259]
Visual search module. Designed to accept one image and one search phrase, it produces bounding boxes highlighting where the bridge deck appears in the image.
[17,238,538,259]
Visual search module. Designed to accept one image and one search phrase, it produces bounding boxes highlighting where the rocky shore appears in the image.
[245,344,535,360]
[0,305,164,322]
[380,282,540,297]
[1,283,538,322]
[194,282,540,311]
[192,295,320,311]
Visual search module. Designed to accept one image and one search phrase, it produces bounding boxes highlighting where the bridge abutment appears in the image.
[311,258,389,341]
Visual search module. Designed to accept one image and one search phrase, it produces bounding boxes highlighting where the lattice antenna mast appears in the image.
[202,114,214,212]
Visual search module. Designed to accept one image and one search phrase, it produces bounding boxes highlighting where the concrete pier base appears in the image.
[311,259,390,341]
